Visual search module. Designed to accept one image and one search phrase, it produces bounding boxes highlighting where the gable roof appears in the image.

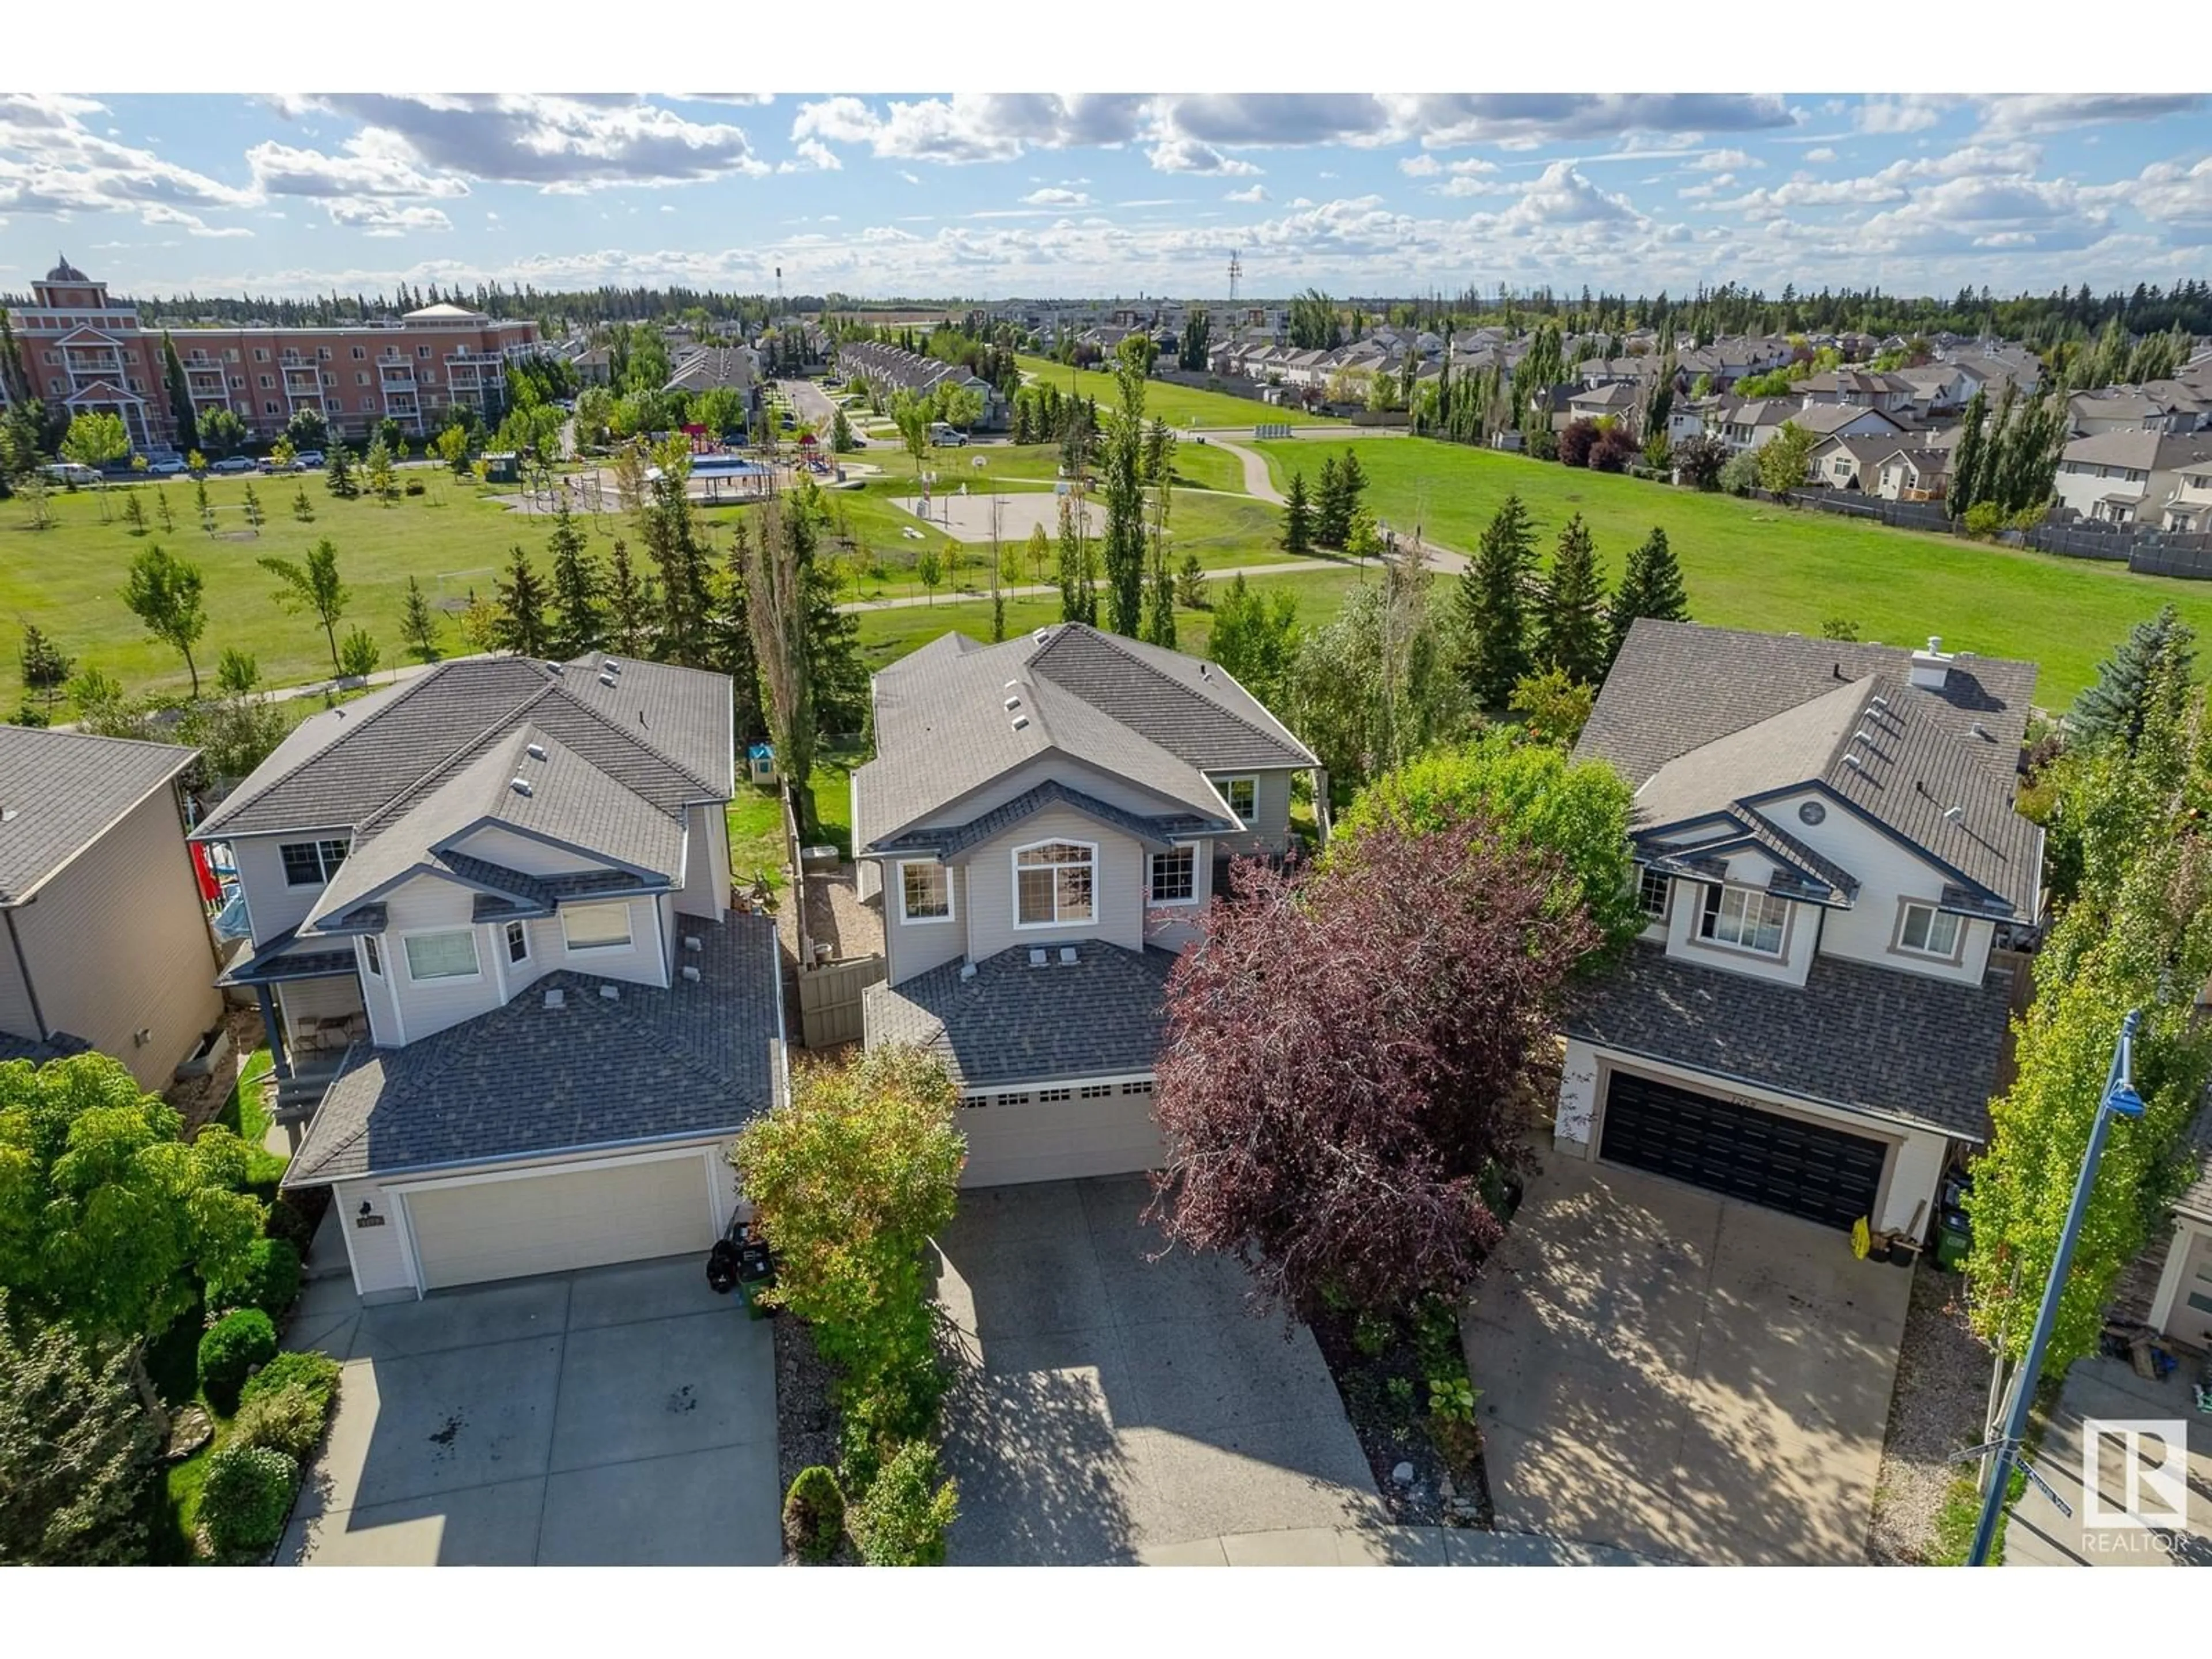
[0,725,196,906]
[1789,403,1905,438]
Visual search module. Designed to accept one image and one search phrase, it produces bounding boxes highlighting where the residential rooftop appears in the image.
[0,725,197,907]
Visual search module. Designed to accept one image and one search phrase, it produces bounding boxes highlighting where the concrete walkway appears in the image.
[1139,1524,1668,1566]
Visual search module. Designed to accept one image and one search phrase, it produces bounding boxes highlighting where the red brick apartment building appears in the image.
[2,256,541,454]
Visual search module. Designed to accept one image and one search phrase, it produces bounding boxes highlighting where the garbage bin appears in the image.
[733,1237,777,1320]
[1935,1211,1972,1272]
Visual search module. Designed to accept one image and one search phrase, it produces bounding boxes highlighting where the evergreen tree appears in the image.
[1314,455,1347,548]
[1282,471,1314,555]
[605,536,655,654]
[399,575,441,662]
[493,544,553,657]
[544,505,605,657]
[160,332,198,457]
[639,442,713,664]
[290,483,315,522]
[1453,494,1538,709]
[324,441,355,499]
[1605,527,1691,669]
[2069,605,2196,751]
[1536,513,1609,686]
[1946,387,1988,518]
[1336,446,1368,522]
[18,624,73,717]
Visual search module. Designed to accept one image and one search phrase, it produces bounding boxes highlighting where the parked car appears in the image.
[257,457,286,475]
[929,422,969,447]
[210,456,255,474]
[291,449,325,470]
[147,457,189,476]
[40,461,103,486]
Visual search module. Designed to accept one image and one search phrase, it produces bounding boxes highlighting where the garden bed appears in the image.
[1309,1298,1493,1529]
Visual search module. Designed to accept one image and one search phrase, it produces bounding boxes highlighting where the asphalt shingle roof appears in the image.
[874,778,1226,860]
[0,1031,94,1067]
[0,726,195,906]
[1566,945,2013,1142]
[285,911,781,1185]
[863,942,1176,1090]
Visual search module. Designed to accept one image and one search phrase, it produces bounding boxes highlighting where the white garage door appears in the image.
[403,1153,718,1291]
[957,1081,1165,1188]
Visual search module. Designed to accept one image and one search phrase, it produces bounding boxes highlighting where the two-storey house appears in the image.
[1557,621,2040,1246]
[192,654,783,1301]
[854,623,1320,1187]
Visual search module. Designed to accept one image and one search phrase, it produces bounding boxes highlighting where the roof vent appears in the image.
[525,742,547,761]
[599,984,620,1001]
[1032,628,1052,643]
[1011,714,1031,732]
[1028,947,1048,968]
[681,964,701,983]
[510,776,533,797]
[959,961,978,980]
[1852,728,1877,748]
[1198,663,1211,680]
[1003,695,1022,711]
[683,935,702,952]
[1969,721,1994,741]
[546,661,565,675]
[605,657,623,673]
[1868,695,1888,712]
[1943,805,1965,822]
[598,671,617,688]
[1842,752,1866,771]
[543,988,565,1009]
[1059,946,1078,965]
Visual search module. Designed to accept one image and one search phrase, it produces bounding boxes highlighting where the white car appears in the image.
[148,457,188,476]
[210,456,255,474]
[40,461,101,486]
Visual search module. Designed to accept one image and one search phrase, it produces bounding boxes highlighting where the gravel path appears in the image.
[1868,1260,1995,1565]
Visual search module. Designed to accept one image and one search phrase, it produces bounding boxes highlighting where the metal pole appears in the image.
[1965,1009,2144,1565]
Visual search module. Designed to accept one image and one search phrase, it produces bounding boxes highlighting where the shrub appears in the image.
[218,1237,301,1320]
[196,1308,277,1412]
[1557,418,1599,468]
[1963,501,2006,539]
[239,1349,341,1411]
[403,479,426,496]
[850,1440,959,1566]
[1718,449,1762,496]
[782,1465,846,1563]
[264,1197,316,1252]
[232,1384,329,1462]
[199,1443,296,1557]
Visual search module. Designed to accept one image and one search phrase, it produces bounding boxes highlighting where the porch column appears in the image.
[255,983,291,1080]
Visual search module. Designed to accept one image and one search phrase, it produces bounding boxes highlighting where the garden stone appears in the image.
[1391,1461,1415,1486]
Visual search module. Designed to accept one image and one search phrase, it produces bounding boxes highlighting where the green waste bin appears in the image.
[1935,1215,1972,1272]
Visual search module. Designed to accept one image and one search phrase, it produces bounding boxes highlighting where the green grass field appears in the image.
[1014,354,1348,431]
[1255,437,2212,704]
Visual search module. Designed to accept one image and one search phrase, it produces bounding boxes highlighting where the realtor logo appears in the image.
[2082,1419,2191,1530]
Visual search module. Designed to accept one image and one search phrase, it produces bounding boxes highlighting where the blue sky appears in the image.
[3,93,2209,302]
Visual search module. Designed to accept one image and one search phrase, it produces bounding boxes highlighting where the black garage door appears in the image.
[1597,1072,1886,1230]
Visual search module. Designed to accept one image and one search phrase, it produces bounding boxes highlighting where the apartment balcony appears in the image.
[379,365,418,389]
[283,366,326,392]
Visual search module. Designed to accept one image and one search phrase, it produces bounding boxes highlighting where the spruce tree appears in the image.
[1946,387,1988,518]
[1605,527,1691,669]
[1454,493,1537,709]
[18,624,73,717]
[1314,454,1346,548]
[324,441,355,499]
[1536,513,1609,686]
[399,575,441,661]
[605,536,654,654]
[1335,446,1368,522]
[545,504,604,657]
[1282,471,1314,555]
[2070,605,2196,751]
[493,544,553,657]
[290,484,315,522]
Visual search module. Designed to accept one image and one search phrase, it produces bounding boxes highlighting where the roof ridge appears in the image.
[357,681,563,839]
[544,671,725,800]
[1029,623,1308,765]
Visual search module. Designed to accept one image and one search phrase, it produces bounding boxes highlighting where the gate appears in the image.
[796,955,885,1048]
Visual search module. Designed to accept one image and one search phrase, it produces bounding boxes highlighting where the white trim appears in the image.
[400,926,483,984]
[560,898,634,953]
[1010,836,1099,930]
[503,919,532,966]
[2148,1217,2212,1334]
[1895,900,1962,960]
[1147,846,1200,907]
[1206,773,1258,830]
[895,858,956,925]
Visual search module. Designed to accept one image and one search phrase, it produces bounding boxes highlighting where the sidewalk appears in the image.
[1138,1525,1669,1567]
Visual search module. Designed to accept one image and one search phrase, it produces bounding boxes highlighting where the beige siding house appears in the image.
[0,725,222,1092]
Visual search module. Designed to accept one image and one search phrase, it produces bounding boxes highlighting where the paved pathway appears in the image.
[1206,433,1468,575]
[1139,1524,1668,1566]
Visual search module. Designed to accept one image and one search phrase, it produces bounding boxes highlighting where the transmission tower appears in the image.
[1228,249,1243,349]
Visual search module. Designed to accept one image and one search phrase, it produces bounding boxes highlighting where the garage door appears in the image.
[403,1154,718,1291]
[957,1081,1165,1187]
[1597,1073,1887,1230]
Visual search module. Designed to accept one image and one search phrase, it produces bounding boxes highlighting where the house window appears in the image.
[1209,774,1257,827]
[897,861,952,923]
[1014,841,1094,927]
[1637,868,1670,921]
[562,900,633,952]
[1037,1088,1071,1103]
[1078,1084,1114,1100]
[1699,885,1789,956]
[279,838,350,887]
[1150,847,1196,904]
[1119,1080,1154,1096]
[1896,902,1962,959]
[362,935,383,979]
[404,929,480,982]
[505,921,531,964]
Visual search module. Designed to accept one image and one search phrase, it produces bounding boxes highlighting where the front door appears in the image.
[2163,1228,2212,1350]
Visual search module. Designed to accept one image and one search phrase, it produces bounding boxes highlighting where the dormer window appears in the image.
[1699,885,1788,956]
[1895,902,1963,961]
[281,838,351,887]
[1209,774,1257,828]
[1637,869,1671,920]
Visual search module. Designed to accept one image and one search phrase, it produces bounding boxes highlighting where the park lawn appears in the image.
[0,472,547,708]
[1014,354,1349,431]
[1254,437,2212,704]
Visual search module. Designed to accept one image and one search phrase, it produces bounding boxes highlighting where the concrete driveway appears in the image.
[279,1256,778,1566]
[1461,1153,1911,1565]
[933,1176,1382,1564]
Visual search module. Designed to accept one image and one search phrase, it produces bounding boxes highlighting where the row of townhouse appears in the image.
[1,257,540,454]
[834,339,1007,429]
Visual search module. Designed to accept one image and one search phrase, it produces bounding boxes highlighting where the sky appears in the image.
[3,92,2211,304]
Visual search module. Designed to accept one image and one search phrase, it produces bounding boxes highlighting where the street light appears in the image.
[1963,1007,2146,1566]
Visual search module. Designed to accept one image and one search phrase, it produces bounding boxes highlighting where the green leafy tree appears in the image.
[1509,666,1598,749]
[1206,573,1300,710]
[1604,528,1691,670]
[492,545,553,657]
[850,1438,960,1567]
[2069,605,2195,752]
[433,422,472,475]
[1454,493,1537,709]
[829,407,857,453]
[175,672,288,784]
[1282,470,1313,555]
[1756,422,1817,494]
[18,625,73,717]
[1946,387,1989,518]
[915,546,942,604]
[1292,563,1473,793]
[1055,496,1096,626]
[1024,522,1051,588]
[362,436,397,505]
[1534,513,1608,686]
[399,575,442,662]
[66,666,147,740]
[120,543,209,695]
[742,493,825,832]
[259,538,350,674]
[0,1054,262,1433]
[337,626,381,679]
[283,406,327,452]
[1101,344,1150,636]
[196,408,245,459]
[0,1290,161,1566]
[60,412,128,472]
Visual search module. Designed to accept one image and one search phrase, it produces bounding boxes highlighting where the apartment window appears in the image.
[1896,902,1962,960]
[1699,885,1789,956]
[264,402,279,416]
[418,344,431,358]
[225,348,240,362]
[356,372,369,386]
[1014,840,1094,927]
[562,900,632,952]
[317,346,332,360]
[254,348,268,361]
[362,936,383,979]
[259,374,272,389]
[1149,846,1196,904]
[1638,868,1671,921]
[1209,774,1257,827]
[505,921,531,964]
[404,929,481,982]
[897,861,952,923]
[279,838,350,887]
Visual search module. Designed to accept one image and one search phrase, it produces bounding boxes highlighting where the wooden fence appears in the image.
[781,777,889,1049]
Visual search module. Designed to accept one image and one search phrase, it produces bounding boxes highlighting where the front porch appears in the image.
[217,926,368,1145]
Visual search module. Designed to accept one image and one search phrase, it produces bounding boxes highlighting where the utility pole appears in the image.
[1228,249,1243,357]
[1960,1009,2146,1566]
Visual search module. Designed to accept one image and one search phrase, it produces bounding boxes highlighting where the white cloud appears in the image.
[1805,146,1837,163]
[790,93,1145,165]
[778,138,841,174]
[1855,95,1951,134]
[1021,186,1092,207]
[1691,147,1756,171]
[1224,184,1269,203]
[325,200,454,236]
[0,93,256,229]
[1147,137,1261,176]
[2097,154,2212,228]
[1399,154,1440,176]
[1975,94,2205,137]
